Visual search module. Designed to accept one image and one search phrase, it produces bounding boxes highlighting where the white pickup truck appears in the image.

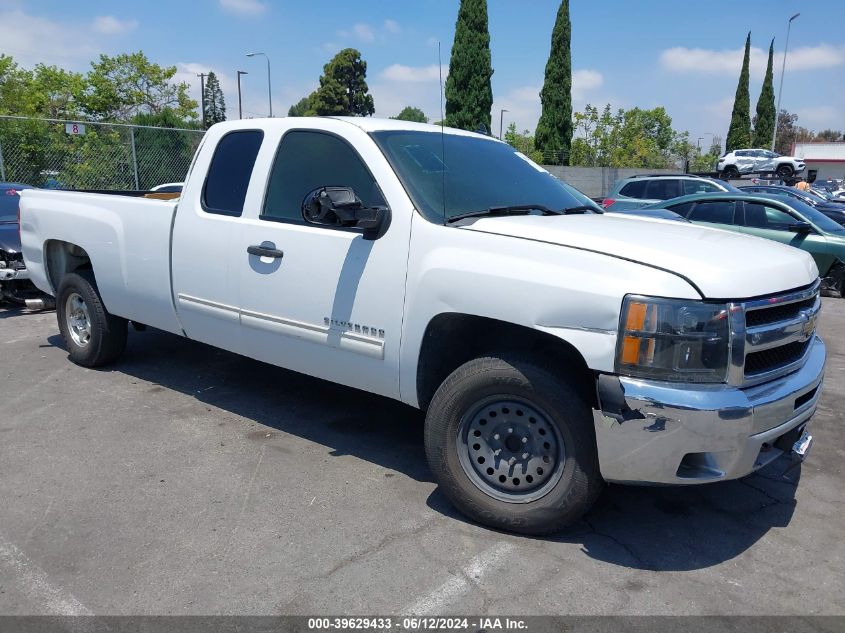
[20,118,825,534]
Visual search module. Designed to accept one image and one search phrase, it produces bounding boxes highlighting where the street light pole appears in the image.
[247,52,273,117]
[197,73,207,127]
[237,71,248,120]
[772,13,800,151]
[499,109,509,140]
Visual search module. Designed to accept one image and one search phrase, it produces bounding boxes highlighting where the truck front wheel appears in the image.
[56,271,127,367]
[424,355,603,535]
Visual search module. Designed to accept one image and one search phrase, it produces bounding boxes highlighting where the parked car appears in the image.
[0,182,45,305]
[717,149,805,180]
[20,118,825,535]
[643,191,845,296]
[739,184,845,226]
[602,174,739,212]
[605,207,688,222]
[150,182,184,193]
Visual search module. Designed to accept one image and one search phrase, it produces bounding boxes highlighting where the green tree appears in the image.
[503,122,544,163]
[202,71,226,127]
[84,51,197,122]
[534,0,572,165]
[310,48,374,117]
[392,106,428,123]
[133,109,203,189]
[752,38,776,148]
[288,96,313,117]
[444,0,493,132]
[726,33,752,152]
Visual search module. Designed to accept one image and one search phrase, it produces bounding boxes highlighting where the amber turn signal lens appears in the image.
[625,301,648,332]
[621,336,641,365]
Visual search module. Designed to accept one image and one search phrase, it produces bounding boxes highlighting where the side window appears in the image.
[743,203,801,231]
[683,180,720,195]
[619,180,647,198]
[202,130,264,216]
[666,201,694,217]
[262,131,384,223]
[688,200,735,224]
[644,179,681,200]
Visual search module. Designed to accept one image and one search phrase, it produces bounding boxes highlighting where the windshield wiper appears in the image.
[561,204,603,215]
[445,204,560,224]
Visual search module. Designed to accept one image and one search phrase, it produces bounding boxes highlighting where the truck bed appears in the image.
[19,190,184,335]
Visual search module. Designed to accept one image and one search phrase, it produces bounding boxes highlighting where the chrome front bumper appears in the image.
[593,336,825,484]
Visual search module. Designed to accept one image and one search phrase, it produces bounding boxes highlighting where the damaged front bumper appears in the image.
[593,336,825,484]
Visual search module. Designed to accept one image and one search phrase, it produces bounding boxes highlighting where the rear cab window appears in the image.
[202,130,264,216]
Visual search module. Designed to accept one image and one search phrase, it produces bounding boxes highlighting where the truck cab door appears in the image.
[171,128,264,351]
[234,124,413,400]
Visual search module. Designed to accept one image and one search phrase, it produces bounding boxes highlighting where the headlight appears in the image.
[616,296,730,383]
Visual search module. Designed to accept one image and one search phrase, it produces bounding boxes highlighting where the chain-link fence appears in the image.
[0,116,205,190]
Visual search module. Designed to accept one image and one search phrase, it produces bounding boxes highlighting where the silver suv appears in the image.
[717,149,805,180]
[602,175,739,212]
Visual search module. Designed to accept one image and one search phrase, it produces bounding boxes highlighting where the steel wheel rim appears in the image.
[65,292,92,348]
[457,396,566,504]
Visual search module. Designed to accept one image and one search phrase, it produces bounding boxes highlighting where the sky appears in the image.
[2,0,843,149]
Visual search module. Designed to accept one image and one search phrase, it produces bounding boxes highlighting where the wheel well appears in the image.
[415,313,597,411]
[44,240,92,294]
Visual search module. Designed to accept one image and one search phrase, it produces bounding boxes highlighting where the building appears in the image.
[792,142,845,181]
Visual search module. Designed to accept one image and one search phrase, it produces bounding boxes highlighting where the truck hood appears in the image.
[462,214,818,299]
[0,222,21,254]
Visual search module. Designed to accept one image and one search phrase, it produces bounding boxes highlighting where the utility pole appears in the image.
[772,13,800,151]
[197,73,207,127]
[237,71,248,120]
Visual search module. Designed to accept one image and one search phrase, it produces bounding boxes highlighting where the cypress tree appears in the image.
[535,0,572,165]
[203,71,226,127]
[444,0,493,132]
[752,38,776,148]
[726,32,752,152]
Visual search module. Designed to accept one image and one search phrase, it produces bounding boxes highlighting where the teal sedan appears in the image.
[639,192,845,296]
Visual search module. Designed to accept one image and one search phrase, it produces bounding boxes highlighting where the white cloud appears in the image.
[491,69,605,134]
[381,64,446,83]
[219,0,267,16]
[91,15,138,35]
[660,44,845,76]
[0,8,102,68]
[796,105,841,130]
[353,23,375,43]
[572,69,604,99]
[384,19,400,34]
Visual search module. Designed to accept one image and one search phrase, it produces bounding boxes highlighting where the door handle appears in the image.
[247,245,284,259]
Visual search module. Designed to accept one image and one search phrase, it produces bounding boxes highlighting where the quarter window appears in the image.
[262,131,384,223]
[688,201,735,224]
[682,180,721,195]
[202,130,264,216]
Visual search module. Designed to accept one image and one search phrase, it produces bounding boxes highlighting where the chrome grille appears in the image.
[727,280,821,387]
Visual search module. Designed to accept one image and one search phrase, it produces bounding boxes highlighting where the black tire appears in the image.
[56,270,127,367]
[424,355,603,535]
[776,164,794,180]
[823,264,845,298]
[720,166,740,180]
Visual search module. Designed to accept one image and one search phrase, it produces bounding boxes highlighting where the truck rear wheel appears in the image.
[56,271,127,367]
[424,355,603,535]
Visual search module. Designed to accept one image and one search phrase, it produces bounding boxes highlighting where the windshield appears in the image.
[371,130,600,222]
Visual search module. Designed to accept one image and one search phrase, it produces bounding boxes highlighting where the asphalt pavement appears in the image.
[0,301,843,615]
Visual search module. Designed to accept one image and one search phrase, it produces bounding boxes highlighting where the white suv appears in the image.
[718,149,805,180]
